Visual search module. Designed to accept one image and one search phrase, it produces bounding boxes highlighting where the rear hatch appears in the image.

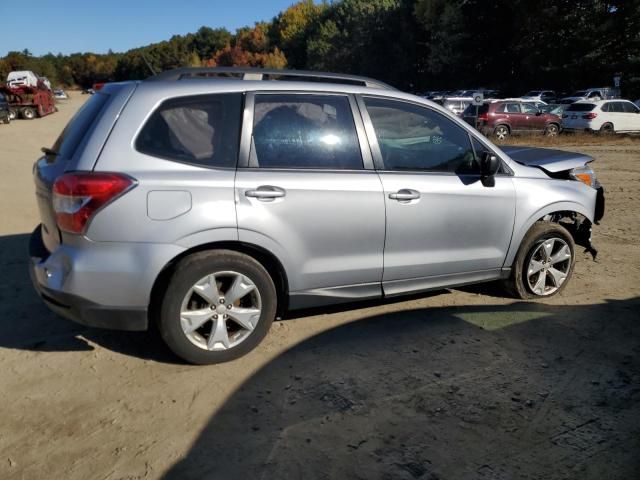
[562,103,596,128]
[33,82,137,252]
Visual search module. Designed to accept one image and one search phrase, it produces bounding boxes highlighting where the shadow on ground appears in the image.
[162,297,640,479]
[0,233,176,363]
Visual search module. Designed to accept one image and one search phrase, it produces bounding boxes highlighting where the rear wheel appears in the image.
[21,107,36,120]
[599,122,614,135]
[504,222,575,299]
[544,124,559,137]
[494,124,510,140]
[158,250,277,364]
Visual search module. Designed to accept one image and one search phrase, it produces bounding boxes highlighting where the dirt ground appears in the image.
[0,95,638,480]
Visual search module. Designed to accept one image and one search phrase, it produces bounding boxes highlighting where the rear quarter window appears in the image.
[136,93,242,168]
[51,92,110,159]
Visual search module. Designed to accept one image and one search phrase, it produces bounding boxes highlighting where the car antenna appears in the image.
[141,53,158,76]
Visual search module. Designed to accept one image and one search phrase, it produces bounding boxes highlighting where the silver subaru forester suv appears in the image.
[30,68,605,364]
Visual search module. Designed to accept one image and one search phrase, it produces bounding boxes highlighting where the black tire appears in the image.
[504,222,575,300]
[158,250,277,364]
[493,124,510,140]
[8,108,17,121]
[544,123,559,136]
[21,107,36,120]
[1,115,9,125]
[599,122,614,135]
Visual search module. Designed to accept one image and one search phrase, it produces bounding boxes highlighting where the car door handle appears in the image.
[245,186,286,200]
[389,189,420,201]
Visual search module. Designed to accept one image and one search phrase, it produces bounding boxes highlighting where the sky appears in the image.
[0,0,298,57]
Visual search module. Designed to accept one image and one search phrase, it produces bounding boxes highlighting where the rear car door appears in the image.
[358,96,515,295]
[235,92,385,306]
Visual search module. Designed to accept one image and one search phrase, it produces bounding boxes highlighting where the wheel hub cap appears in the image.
[526,237,572,296]
[179,271,262,351]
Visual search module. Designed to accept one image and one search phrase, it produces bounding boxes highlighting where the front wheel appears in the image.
[544,124,559,137]
[504,222,575,299]
[8,108,17,120]
[158,250,277,364]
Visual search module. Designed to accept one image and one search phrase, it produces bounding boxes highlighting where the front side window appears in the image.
[364,97,478,174]
[521,103,539,114]
[622,102,639,113]
[250,94,362,169]
[136,93,242,168]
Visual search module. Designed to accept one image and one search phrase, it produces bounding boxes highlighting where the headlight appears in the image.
[570,165,597,188]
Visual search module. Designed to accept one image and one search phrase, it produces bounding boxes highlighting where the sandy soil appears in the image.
[0,95,638,479]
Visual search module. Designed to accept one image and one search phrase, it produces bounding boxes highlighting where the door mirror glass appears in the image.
[480,152,500,177]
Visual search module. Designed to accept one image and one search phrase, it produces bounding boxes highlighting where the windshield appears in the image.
[524,91,542,96]
[572,90,588,97]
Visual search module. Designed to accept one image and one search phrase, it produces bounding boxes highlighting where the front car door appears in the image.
[358,96,516,296]
[235,92,386,308]
[520,102,546,132]
[621,101,640,131]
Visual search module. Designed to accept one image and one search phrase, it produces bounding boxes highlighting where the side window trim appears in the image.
[237,91,374,170]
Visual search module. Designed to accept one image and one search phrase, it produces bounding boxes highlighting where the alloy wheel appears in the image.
[526,237,572,296]
[179,271,262,351]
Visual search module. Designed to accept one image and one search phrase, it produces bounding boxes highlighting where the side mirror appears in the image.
[480,152,500,177]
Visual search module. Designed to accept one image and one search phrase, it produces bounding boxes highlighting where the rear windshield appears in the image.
[566,103,596,112]
[51,92,109,159]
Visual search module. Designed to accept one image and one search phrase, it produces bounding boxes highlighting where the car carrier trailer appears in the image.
[0,83,56,120]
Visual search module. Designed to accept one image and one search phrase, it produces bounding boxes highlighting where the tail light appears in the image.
[582,112,597,120]
[478,112,488,122]
[52,172,136,234]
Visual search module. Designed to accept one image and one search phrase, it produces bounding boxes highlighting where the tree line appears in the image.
[1,0,638,97]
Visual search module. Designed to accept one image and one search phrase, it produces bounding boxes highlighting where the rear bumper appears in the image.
[28,226,181,331]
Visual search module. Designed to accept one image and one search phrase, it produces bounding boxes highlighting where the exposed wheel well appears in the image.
[495,123,510,132]
[148,242,290,326]
[537,210,596,258]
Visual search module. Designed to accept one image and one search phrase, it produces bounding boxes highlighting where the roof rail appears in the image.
[146,67,395,90]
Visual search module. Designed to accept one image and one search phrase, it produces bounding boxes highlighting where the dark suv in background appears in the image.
[0,93,10,124]
[463,101,561,139]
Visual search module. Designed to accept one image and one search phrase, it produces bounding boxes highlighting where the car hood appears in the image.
[501,146,593,173]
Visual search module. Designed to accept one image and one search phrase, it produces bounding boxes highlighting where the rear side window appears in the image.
[566,103,596,112]
[496,103,520,113]
[137,93,242,168]
[51,92,109,159]
[250,94,362,169]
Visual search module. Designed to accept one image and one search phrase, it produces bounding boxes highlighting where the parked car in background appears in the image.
[559,87,620,104]
[463,100,561,139]
[53,89,68,99]
[0,93,10,124]
[562,99,640,134]
[443,97,473,116]
[29,67,603,364]
[521,90,557,103]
